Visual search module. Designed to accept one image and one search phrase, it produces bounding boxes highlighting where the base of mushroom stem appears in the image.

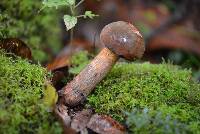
[58,87,87,108]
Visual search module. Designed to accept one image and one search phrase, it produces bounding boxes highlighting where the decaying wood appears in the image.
[54,104,76,134]
[71,109,93,133]
[55,106,126,134]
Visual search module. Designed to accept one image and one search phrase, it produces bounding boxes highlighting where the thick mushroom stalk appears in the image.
[59,21,145,107]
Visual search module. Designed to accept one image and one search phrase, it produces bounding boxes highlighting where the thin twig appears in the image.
[37,6,45,14]
[69,5,75,46]
[75,0,85,9]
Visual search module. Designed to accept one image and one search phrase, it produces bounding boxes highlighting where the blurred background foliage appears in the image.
[0,0,62,62]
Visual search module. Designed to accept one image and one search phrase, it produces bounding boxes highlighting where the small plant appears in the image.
[42,0,98,42]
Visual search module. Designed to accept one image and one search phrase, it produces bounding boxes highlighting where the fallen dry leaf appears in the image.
[0,38,32,59]
[147,22,200,56]
[47,39,93,71]
[87,114,126,134]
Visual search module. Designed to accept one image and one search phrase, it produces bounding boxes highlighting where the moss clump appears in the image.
[0,50,62,134]
[87,62,200,133]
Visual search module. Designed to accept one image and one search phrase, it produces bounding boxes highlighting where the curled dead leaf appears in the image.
[0,38,32,59]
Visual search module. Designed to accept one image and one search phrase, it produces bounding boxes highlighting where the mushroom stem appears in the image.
[60,47,118,107]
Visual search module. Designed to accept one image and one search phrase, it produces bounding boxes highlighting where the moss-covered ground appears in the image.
[68,51,200,133]
[1,50,200,133]
[0,50,62,134]
[87,62,200,133]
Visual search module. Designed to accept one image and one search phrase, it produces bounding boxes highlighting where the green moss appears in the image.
[87,62,200,133]
[0,0,62,62]
[0,50,62,134]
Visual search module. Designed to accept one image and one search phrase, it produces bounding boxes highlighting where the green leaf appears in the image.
[42,0,75,8]
[84,11,98,19]
[63,15,77,31]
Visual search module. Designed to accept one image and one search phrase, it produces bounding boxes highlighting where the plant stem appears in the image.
[37,6,45,14]
[70,28,74,46]
[75,0,85,9]
[76,15,85,18]
[69,5,75,46]
[70,6,74,15]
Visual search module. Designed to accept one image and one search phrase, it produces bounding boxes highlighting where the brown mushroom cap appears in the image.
[100,21,145,60]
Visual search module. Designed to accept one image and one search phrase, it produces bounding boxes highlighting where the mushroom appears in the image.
[59,21,145,107]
